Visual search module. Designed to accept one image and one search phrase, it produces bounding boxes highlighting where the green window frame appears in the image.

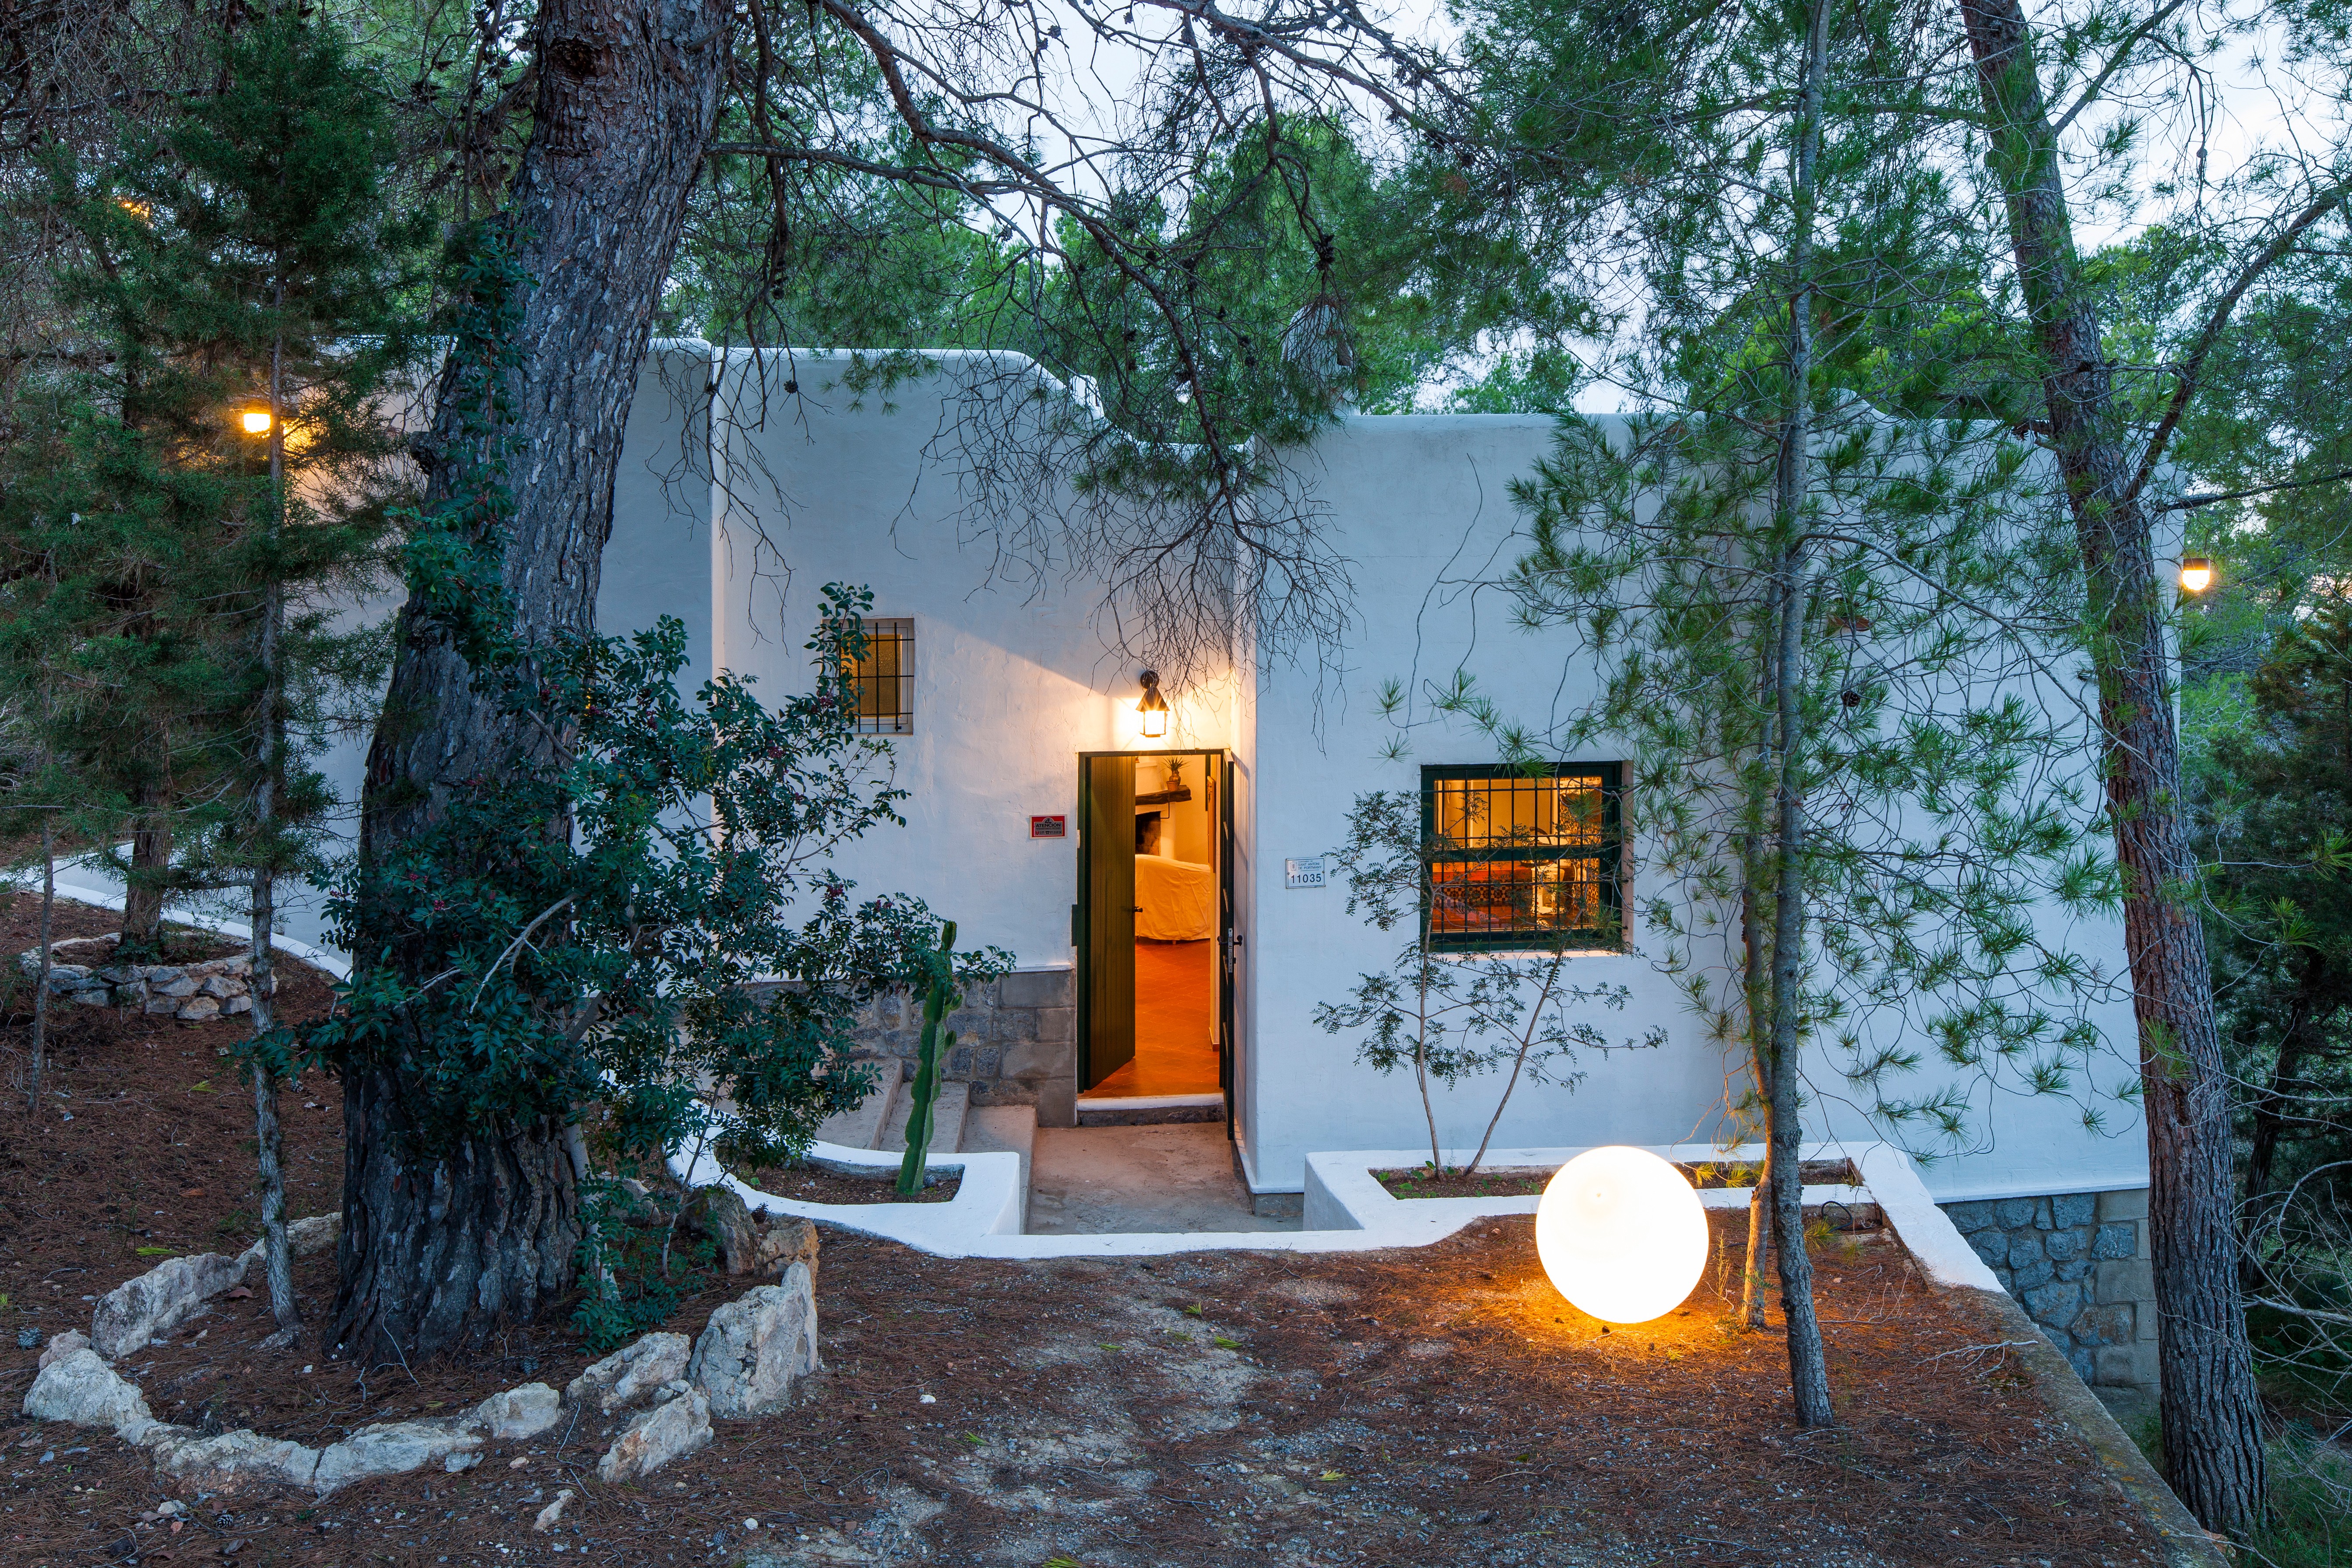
[1420,763,1624,951]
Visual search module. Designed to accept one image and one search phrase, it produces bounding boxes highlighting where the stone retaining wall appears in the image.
[1940,1188,2155,1395]
[17,938,276,1024]
[846,967,1077,1127]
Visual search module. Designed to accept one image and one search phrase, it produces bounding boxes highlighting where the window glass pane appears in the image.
[1428,855,1607,939]
[851,618,914,734]
[1432,773,1607,849]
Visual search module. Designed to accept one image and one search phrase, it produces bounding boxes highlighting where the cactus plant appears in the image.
[897,921,958,1196]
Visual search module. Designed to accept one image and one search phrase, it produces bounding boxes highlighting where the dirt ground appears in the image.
[0,894,2165,1568]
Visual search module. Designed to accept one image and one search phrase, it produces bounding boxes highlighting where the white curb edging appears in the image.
[680,1135,1981,1271]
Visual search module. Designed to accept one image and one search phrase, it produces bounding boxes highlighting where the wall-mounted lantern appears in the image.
[2178,557,2214,594]
[1136,670,1169,739]
[240,407,273,436]
[1534,1145,1710,1324]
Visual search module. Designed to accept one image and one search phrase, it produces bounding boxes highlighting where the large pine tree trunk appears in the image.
[120,778,173,956]
[333,0,728,1366]
[1958,0,2266,1535]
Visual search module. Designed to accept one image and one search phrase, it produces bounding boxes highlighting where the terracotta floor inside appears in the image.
[1083,938,1220,1097]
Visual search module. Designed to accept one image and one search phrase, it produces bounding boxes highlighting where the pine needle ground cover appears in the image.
[2,906,2162,1567]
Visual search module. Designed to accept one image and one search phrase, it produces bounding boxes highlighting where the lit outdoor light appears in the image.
[1534,1146,1710,1325]
[240,407,273,436]
[2178,557,2214,594]
[1136,669,1169,739]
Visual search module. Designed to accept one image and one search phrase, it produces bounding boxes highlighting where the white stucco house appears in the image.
[575,345,2152,1180]
[246,343,2159,1390]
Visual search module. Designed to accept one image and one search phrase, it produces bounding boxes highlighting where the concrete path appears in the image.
[1027,1123,1300,1235]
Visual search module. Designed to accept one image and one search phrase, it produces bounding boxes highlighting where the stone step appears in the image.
[1075,1093,1224,1128]
[879,1078,969,1157]
[811,1058,904,1150]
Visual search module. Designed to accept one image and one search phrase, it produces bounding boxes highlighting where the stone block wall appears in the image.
[846,967,1077,1127]
[1941,1188,2156,1394]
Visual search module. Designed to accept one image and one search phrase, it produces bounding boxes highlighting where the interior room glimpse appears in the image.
[1081,751,1222,1099]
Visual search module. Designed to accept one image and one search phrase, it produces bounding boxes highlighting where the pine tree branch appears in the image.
[2125,178,2352,506]
[2155,465,2352,513]
[2047,0,2194,141]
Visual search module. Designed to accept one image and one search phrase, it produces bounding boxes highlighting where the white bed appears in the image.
[1135,855,1216,941]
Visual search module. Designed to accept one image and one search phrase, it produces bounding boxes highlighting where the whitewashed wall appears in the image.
[1237,414,2149,1205]
[706,351,1244,972]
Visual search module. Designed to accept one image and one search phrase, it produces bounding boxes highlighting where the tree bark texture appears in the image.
[252,338,298,1339]
[120,782,172,956]
[1958,0,2266,1535]
[1764,0,1836,1432]
[336,0,729,1365]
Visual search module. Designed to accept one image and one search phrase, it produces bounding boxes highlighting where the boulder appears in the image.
[23,1348,157,1439]
[688,1262,820,1419]
[146,1426,321,1492]
[566,1332,692,1415]
[596,1386,711,1482]
[310,1417,482,1493]
[90,1252,244,1359]
[752,1216,820,1282]
[175,997,221,1022]
[473,1382,562,1440]
[681,1185,760,1275]
[38,1330,90,1369]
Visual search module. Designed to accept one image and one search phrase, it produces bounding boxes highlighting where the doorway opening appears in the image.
[1076,751,1231,1106]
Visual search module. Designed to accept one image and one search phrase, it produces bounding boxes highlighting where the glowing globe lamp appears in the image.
[240,407,273,436]
[2178,556,2214,594]
[1535,1146,1710,1325]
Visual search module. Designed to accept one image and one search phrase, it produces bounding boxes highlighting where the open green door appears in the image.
[1080,754,1137,1089]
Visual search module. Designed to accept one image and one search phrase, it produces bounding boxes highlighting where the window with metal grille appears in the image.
[849,618,914,734]
[1421,764,1622,950]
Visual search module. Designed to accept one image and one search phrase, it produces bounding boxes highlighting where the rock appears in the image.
[222,995,254,1016]
[199,976,242,998]
[310,1417,482,1493]
[752,1216,820,1281]
[567,1332,692,1414]
[533,1489,576,1531]
[288,1213,341,1255]
[39,1330,90,1369]
[23,1348,157,1439]
[238,1214,342,1279]
[597,1386,711,1482]
[443,1450,482,1474]
[91,1252,245,1359]
[143,993,181,1016]
[72,988,116,1008]
[473,1382,562,1440]
[175,997,221,1023]
[146,1426,321,1492]
[688,1262,821,1419]
[681,1185,760,1275]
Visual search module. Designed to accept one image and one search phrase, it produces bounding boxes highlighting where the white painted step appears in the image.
[812,1058,904,1150]
[879,1078,969,1157]
[961,1104,1038,1232]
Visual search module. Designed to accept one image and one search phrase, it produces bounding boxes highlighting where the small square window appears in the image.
[849,618,914,735]
[1421,763,1623,950]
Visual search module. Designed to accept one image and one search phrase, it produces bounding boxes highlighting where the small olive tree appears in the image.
[1317,787,1663,1178]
